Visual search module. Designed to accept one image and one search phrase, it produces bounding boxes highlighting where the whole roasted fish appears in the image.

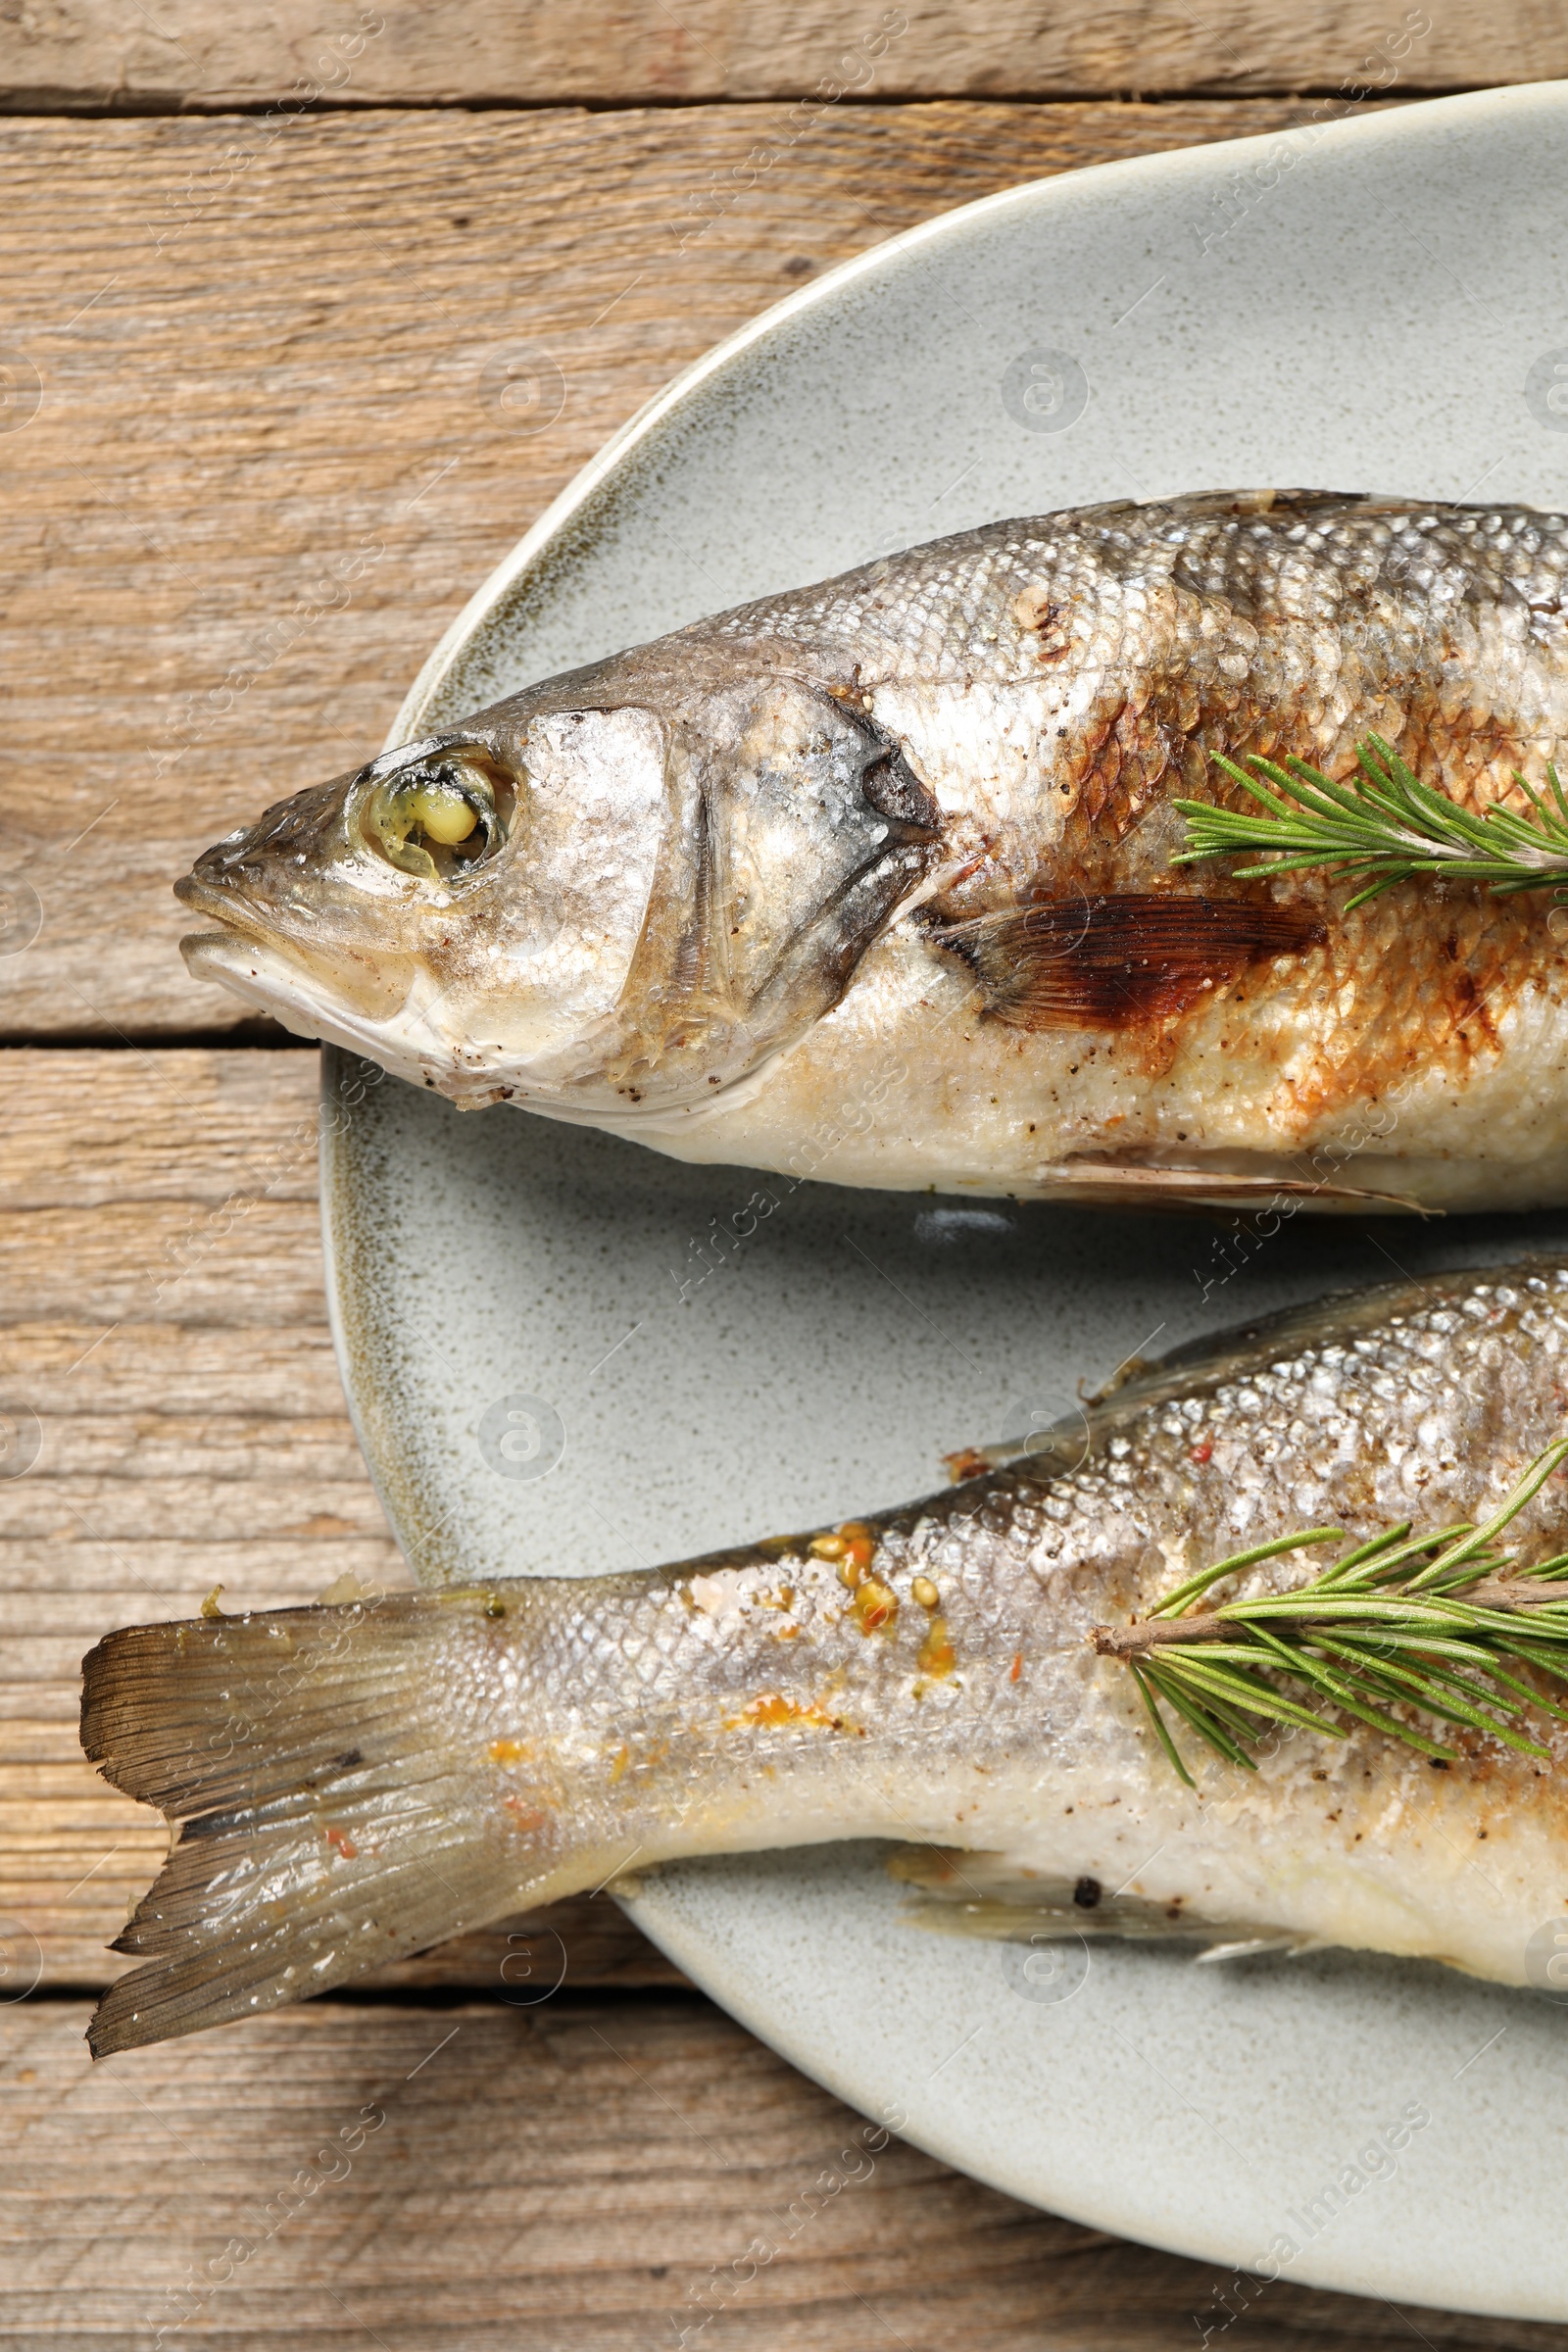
[176,489,1568,1214]
[84,1257,1568,2053]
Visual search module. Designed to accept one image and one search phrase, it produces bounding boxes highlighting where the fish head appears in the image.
[175,664,941,1116]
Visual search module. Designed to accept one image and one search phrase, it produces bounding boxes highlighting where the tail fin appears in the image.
[81,1596,514,2056]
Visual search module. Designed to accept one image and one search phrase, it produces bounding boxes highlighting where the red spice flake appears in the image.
[1189,1440,1213,1465]
[1009,1652,1022,1683]
[323,1824,358,1861]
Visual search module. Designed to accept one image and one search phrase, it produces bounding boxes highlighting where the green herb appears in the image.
[1093,1438,1568,1785]
[1172,735,1568,911]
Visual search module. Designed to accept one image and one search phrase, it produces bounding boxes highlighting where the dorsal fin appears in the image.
[934,892,1323,1031]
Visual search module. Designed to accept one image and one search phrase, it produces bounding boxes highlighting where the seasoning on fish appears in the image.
[82,1257,1568,2054]
[176,490,1568,1215]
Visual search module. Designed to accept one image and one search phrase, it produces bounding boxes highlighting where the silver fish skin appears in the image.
[176,489,1568,1215]
[84,1256,1568,2054]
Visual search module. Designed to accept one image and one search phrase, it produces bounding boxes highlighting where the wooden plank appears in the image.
[0,1046,678,1989]
[5,1993,1565,2350]
[0,97,1367,1041]
[0,2,1535,110]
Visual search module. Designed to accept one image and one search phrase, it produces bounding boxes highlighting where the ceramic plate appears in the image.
[320,84,1568,2319]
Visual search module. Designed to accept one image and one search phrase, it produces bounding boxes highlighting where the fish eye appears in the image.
[358,752,514,883]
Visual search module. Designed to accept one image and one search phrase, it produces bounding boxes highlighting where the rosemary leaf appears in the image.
[1130,1663,1197,1789]
[1305,1635,1545,1753]
[1173,734,1568,906]
[1313,1520,1417,1587]
[1148,1527,1342,1619]
[1144,1666,1255,1770]
[1155,1651,1343,1737]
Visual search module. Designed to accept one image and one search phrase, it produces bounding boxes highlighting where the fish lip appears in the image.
[178,925,533,1108]
[173,868,278,950]
[178,925,440,1086]
[178,921,323,1002]
[174,862,350,965]
[173,846,503,1096]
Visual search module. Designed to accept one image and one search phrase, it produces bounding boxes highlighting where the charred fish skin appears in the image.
[175,489,1568,1212]
[84,1257,1568,2053]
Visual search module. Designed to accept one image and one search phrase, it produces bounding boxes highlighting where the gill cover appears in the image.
[508,674,941,1111]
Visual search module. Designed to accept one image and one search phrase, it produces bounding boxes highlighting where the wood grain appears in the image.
[5,1994,1566,2351]
[0,0,1540,110]
[0,97,1362,1042]
[0,1046,678,1990]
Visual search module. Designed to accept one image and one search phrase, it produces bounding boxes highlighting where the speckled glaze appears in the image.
[320,85,1568,2319]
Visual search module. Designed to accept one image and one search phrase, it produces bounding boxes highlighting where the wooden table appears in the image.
[2,9,1564,2341]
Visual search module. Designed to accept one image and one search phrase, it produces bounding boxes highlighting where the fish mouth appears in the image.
[172,768,400,982]
[179,923,482,1114]
[175,858,424,1021]
[175,865,431,1074]
[177,889,524,1106]
[173,864,328,969]
[174,866,286,951]
[178,923,383,1053]
[176,873,338,1024]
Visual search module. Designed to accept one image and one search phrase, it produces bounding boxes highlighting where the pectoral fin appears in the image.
[933,891,1322,1031]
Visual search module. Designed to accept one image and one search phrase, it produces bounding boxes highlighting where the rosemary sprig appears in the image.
[1094,1438,1568,1786]
[1172,734,1568,911]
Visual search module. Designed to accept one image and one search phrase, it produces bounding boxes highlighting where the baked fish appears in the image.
[83,1256,1568,2054]
[175,489,1568,1214]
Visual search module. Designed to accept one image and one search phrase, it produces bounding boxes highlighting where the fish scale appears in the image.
[81,1257,1568,2052]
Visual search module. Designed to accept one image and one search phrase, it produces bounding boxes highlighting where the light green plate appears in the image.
[321,83,1568,2319]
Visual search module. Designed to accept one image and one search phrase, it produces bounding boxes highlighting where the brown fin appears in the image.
[934,892,1322,1032]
